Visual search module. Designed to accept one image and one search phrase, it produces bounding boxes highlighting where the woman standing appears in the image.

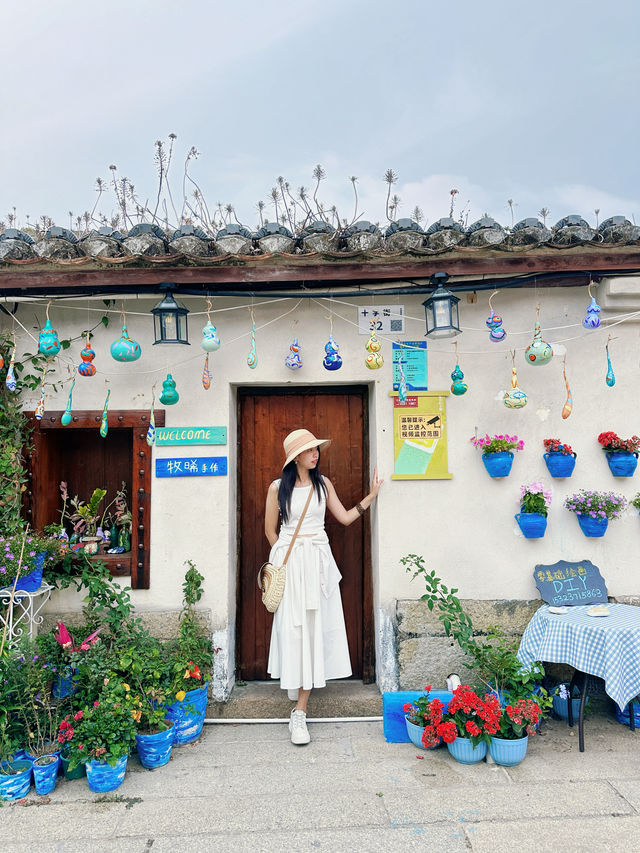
[264,428,383,745]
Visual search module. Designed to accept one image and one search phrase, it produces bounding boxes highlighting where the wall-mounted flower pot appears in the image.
[2,552,46,593]
[482,451,514,478]
[605,451,638,477]
[515,512,547,539]
[544,452,576,478]
[577,515,608,537]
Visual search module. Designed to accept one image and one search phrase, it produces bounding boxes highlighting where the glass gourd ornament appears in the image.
[582,282,601,330]
[110,313,142,362]
[159,373,179,405]
[285,337,303,370]
[78,334,97,377]
[38,304,61,357]
[524,306,553,366]
[450,343,468,396]
[504,351,528,409]
[485,290,506,342]
[201,298,221,352]
[364,327,384,369]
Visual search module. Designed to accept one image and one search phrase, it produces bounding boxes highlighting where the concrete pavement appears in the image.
[2,694,640,852]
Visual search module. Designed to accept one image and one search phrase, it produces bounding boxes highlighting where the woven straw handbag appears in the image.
[258,486,313,613]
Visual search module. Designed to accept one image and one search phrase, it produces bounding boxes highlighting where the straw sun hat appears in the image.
[282,429,331,469]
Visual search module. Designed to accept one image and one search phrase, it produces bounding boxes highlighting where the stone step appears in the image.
[206,679,382,719]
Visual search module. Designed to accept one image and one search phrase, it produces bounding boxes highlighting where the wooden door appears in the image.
[237,386,373,682]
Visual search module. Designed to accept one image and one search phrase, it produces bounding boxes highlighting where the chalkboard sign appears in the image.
[534,560,608,606]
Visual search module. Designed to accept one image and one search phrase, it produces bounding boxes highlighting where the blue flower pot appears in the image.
[544,452,576,478]
[515,511,547,539]
[482,451,514,478]
[165,682,209,746]
[2,552,46,593]
[135,721,174,769]
[489,735,528,766]
[552,685,588,720]
[577,515,608,537]
[404,716,442,750]
[447,737,487,765]
[0,760,32,800]
[32,754,60,795]
[86,755,128,793]
[605,451,638,477]
[52,666,76,699]
[616,701,640,728]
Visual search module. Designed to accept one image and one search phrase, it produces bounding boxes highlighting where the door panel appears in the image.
[237,387,372,681]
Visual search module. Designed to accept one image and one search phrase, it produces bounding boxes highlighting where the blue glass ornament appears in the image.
[201,321,221,352]
[285,338,303,370]
[323,335,342,371]
[5,345,17,392]
[450,363,468,396]
[38,318,61,357]
[486,309,506,342]
[583,296,601,329]
[110,324,141,362]
[159,374,179,405]
[605,344,615,387]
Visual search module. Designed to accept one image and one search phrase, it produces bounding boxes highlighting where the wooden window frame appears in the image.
[26,409,165,590]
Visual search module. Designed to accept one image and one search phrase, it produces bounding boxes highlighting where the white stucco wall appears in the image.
[4,277,640,689]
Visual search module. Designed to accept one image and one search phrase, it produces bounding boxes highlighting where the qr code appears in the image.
[390,319,403,331]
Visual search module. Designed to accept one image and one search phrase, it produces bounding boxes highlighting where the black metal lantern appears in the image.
[422,272,461,338]
[151,288,190,345]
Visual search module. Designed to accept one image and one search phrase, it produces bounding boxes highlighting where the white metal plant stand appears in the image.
[0,583,54,649]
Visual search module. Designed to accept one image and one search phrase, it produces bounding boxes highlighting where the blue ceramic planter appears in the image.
[32,754,60,795]
[86,755,128,793]
[515,511,547,539]
[52,666,76,699]
[165,683,209,745]
[135,721,174,769]
[0,759,32,800]
[552,685,588,720]
[447,737,487,765]
[482,451,514,478]
[605,451,638,477]
[489,735,528,766]
[2,552,46,593]
[404,716,442,750]
[544,452,576,478]
[577,515,608,537]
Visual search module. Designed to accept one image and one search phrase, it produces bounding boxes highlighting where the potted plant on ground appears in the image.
[470,433,524,478]
[442,685,501,764]
[543,438,576,478]
[164,561,212,745]
[551,682,589,721]
[516,481,553,538]
[489,698,541,766]
[62,679,137,792]
[564,489,628,537]
[403,685,457,750]
[0,661,32,801]
[597,431,640,477]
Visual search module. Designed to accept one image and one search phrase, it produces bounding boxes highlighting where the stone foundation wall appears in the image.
[40,609,212,640]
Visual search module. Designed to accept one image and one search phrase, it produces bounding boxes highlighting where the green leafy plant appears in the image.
[168,561,211,694]
[519,481,553,516]
[0,378,31,535]
[469,433,524,455]
[68,488,107,538]
[117,635,174,734]
[630,493,640,511]
[564,489,627,521]
[497,698,542,739]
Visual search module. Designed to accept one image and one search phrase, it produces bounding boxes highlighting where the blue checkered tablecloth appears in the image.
[517,603,640,710]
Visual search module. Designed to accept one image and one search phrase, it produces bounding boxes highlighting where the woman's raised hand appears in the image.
[370,467,384,498]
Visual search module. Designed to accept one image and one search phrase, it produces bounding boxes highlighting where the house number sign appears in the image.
[155,457,228,477]
[155,426,227,446]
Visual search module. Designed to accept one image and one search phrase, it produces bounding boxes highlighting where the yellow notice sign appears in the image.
[389,391,452,480]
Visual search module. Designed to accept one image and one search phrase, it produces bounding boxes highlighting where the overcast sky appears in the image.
[1,0,639,232]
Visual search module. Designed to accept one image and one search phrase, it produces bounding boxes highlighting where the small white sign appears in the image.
[358,305,405,335]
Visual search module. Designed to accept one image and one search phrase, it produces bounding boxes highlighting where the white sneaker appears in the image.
[289,709,310,745]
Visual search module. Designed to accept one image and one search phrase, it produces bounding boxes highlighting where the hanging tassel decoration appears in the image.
[61,375,76,426]
[247,310,258,369]
[146,388,156,446]
[605,336,616,387]
[100,387,111,437]
[504,351,528,408]
[202,354,212,390]
[561,357,573,419]
[5,342,17,392]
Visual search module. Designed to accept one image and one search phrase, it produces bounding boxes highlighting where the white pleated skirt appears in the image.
[267,534,352,696]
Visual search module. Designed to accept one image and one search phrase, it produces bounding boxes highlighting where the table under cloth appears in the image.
[517,602,640,710]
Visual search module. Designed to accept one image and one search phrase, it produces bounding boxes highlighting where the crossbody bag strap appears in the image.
[281,484,315,566]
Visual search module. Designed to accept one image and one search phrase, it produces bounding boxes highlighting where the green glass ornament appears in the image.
[159,374,179,405]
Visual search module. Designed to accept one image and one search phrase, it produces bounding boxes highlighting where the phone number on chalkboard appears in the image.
[551,587,603,605]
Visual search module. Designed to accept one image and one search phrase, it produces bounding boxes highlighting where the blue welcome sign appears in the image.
[155,457,227,477]
[534,560,608,606]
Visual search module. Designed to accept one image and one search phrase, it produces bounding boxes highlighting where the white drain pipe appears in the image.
[204,716,383,724]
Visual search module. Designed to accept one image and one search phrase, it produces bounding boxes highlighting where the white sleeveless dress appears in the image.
[267,480,352,697]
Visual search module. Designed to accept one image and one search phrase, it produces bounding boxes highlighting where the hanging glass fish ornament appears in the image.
[561,359,573,419]
[100,388,111,437]
[450,363,468,396]
[605,340,615,387]
[201,321,221,352]
[524,308,553,366]
[582,296,601,330]
[364,329,384,369]
[61,376,76,426]
[323,335,342,371]
[5,343,17,392]
[110,322,142,362]
[247,317,258,369]
[202,354,212,390]
[38,316,61,357]
[285,338,303,370]
[504,354,527,408]
[146,389,156,446]
[78,334,97,377]
[159,373,179,405]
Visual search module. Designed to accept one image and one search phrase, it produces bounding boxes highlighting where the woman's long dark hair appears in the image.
[278,450,327,524]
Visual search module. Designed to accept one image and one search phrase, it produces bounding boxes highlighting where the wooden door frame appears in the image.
[235,384,375,683]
